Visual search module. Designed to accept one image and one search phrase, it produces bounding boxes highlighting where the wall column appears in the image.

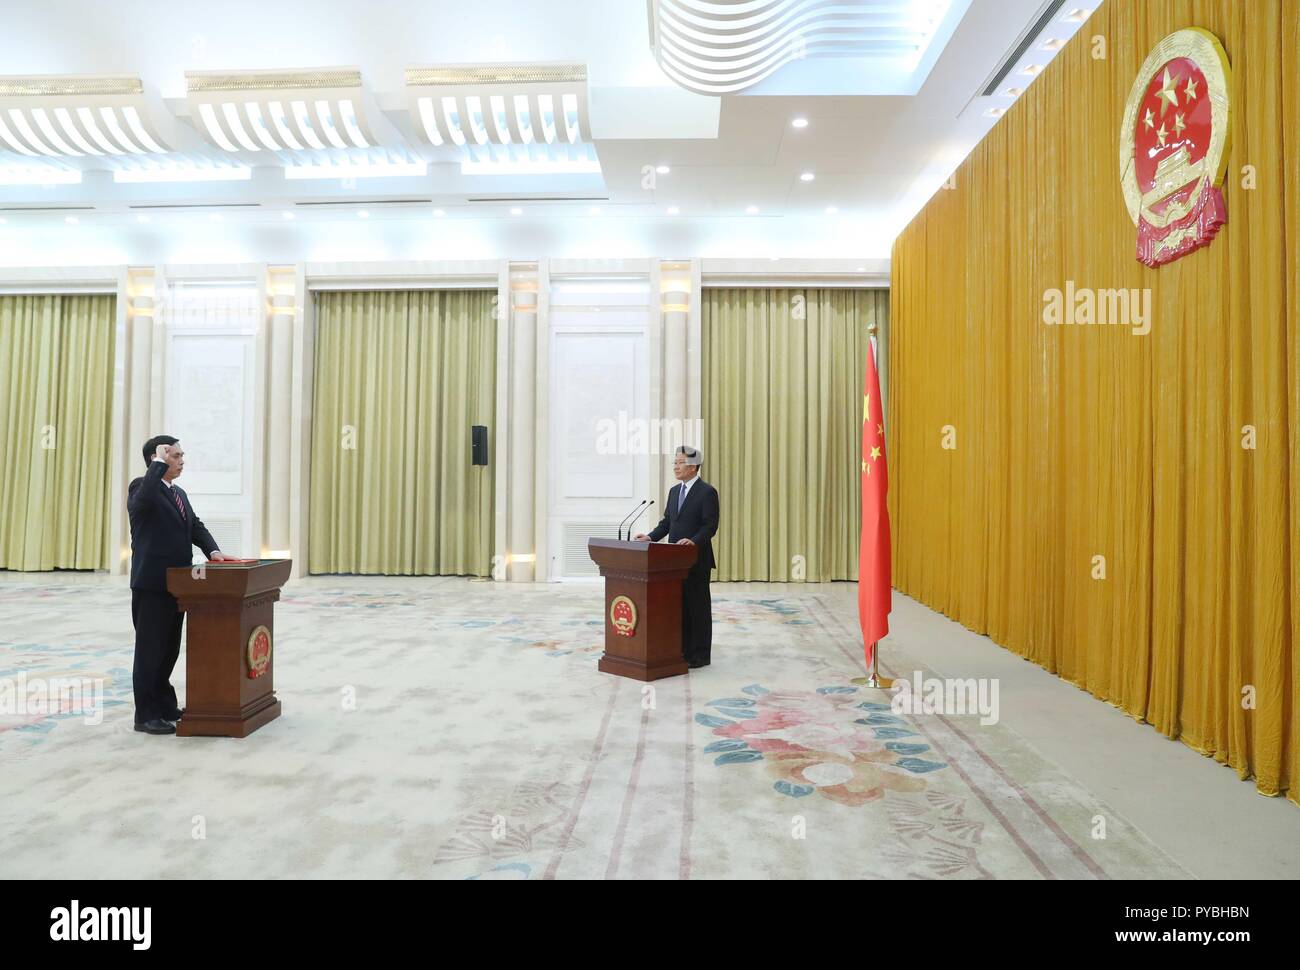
[496,261,539,582]
[657,259,699,498]
[262,265,297,557]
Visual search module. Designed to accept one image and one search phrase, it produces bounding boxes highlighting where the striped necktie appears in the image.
[170,488,186,520]
[678,483,688,512]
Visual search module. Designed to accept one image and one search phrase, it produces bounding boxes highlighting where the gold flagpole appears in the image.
[865,642,892,689]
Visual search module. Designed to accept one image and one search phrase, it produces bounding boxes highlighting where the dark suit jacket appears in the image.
[127,460,219,592]
[648,477,719,575]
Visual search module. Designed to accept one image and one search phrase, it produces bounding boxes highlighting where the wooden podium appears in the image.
[166,559,291,738]
[588,539,698,681]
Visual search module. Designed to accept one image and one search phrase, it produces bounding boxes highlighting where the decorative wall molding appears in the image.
[701,257,890,288]
[0,265,118,293]
[304,260,500,290]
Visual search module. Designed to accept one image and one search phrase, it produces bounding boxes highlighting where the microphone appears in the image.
[618,499,648,541]
[626,500,655,540]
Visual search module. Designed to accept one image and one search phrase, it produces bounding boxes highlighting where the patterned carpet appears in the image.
[0,575,1187,879]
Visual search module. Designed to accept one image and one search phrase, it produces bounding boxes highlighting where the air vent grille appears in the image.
[977,0,1067,97]
[562,522,621,578]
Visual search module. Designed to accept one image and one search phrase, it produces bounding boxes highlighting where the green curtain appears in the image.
[308,289,496,576]
[702,287,889,581]
[0,293,116,571]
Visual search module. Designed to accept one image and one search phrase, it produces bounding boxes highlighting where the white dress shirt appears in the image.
[677,472,699,508]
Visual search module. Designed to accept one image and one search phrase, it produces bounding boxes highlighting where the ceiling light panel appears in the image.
[185,67,377,156]
[648,0,955,95]
[0,75,171,158]
[405,63,592,164]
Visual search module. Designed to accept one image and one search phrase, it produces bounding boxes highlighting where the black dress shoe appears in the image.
[166,708,185,721]
[687,659,710,669]
[133,719,177,735]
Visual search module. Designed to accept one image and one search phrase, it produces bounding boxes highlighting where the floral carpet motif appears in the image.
[432,781,579,874]
[699,684,947,807]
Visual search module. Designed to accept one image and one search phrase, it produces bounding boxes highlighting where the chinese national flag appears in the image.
[858,336,891,667]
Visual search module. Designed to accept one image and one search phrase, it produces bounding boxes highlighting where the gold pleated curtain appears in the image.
[0,294,116,571]
[308,290,496,576]
[890,0,1298,804]
[702,287,889,581]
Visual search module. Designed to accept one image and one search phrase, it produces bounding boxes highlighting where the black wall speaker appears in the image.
[471,425,488,465]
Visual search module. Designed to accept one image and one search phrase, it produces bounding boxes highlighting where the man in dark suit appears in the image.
[128,435,230,735]
[635,445,719,668]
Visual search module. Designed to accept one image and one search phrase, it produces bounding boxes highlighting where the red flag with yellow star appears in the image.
[858,336,890,666]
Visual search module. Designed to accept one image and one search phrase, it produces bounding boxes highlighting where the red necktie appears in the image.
[172,488,186,520]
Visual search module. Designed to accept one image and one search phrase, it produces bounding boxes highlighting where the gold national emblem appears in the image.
[1119,28,1232,267]
[610,595,638,638]
[247,625,272,679]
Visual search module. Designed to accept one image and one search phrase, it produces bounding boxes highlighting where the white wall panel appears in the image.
[546,275,650,580]
[162,279,260,559]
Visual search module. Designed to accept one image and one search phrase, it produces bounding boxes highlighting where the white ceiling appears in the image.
[0,0,1099,265]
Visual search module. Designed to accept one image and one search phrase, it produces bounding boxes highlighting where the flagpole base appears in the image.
[850,642,892,689]
[850,673,893,689]
[850,673,894,689]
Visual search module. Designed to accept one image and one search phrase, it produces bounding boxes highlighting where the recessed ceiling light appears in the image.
[1063,8,1092,23]
[745,205,759,214]
[589,206,600,215]
[825,206,838,214]
[985,107,1007,118]
[357,210,370,218]
[509,207,522,216]
[856,266,866,272]
[656,165,670,175]
[433,209,445,217]
[1003,87,1024,98]
[136,214,150,223]
[1040,38,1066,51]
[800,172,815,182]
[791,117,809,129]
[208,213,223,222]
[1020,64,1044,77]
[282,211,295,220]
[64,215,79,225]
[667,206,680,215]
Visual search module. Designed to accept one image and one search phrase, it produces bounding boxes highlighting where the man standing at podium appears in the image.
[635,445,719,668]
[127,436,231,735]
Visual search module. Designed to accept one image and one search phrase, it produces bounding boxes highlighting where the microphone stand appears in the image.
[626,501,655,540]
[617,500,648,541]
